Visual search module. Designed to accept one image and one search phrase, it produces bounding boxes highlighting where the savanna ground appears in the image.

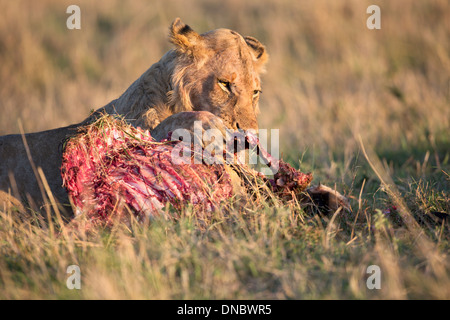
[0,0,449,299]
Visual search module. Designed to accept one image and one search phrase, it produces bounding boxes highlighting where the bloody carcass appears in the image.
[61,115,314,223]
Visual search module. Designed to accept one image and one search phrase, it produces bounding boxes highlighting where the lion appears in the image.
[0,18,268,212]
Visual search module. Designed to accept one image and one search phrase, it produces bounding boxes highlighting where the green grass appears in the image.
[1,149,448,299]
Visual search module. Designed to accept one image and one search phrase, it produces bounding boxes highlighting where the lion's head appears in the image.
[95,18,268,133]
[166,18,268,131]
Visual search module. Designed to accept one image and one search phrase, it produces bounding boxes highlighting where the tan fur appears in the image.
[0,18,268,210]
[306,184,351,214]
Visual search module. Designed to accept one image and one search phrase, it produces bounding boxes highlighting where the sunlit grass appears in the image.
[0,155,448,299]
[0,0,449,299]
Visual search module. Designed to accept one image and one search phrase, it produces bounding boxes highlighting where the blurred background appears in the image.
[0,0,449,175]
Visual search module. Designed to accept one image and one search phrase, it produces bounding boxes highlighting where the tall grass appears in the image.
[0,172,448,299]
[0,0,449,299]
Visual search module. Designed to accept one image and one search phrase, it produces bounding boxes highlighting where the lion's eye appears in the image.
[253,89,261,98]
[218,79,231,93]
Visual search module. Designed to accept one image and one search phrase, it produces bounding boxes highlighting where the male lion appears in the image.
[0,18,268,211]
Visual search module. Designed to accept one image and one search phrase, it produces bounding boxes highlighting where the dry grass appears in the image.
[0,0,449,299]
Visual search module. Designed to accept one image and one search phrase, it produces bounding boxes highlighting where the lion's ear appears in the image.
[244,36,269,74]
[169,18,202,56]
